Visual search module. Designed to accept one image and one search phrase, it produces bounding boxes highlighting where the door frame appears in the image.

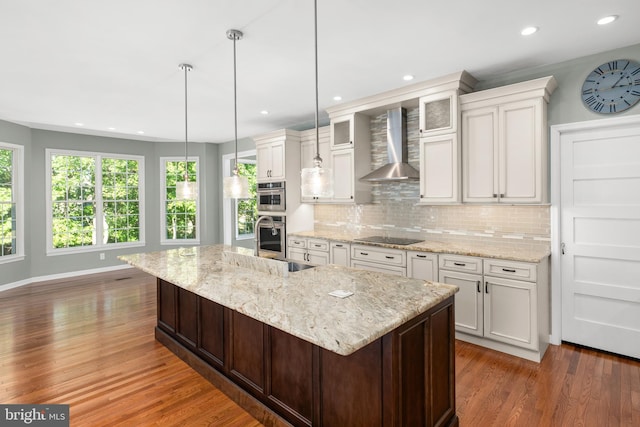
[550,113,640,345]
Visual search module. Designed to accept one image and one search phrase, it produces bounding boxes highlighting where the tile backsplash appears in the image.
[313,107,551,250]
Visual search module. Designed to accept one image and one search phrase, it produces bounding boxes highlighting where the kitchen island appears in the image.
[119,245,459,427]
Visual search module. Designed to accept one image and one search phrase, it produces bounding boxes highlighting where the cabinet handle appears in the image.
[500,193,505,198]
[314,244,321,248]
[335,244,343,247]
[294,240,301,245]
[350,140,353,144]
[416,254,427,258]
[485,282,489,294]
[502,268,516,273]
[385,256,395,259]
[453,262,466,267]
[493,193,498,198]
[476,281,481,293]
[360,252,369,256]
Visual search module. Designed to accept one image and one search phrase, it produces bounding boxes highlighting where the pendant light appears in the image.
[301,0,334,198]
[223,29,250,199]
[176,63,198,200]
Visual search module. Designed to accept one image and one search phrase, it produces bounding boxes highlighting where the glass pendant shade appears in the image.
[176,179,198,200]
[223,171,250,199]
[301,162,334,198]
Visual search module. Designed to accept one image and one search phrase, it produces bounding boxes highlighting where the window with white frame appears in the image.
[161,157,199,244]
[0,142,24,262]
[235,161,257,240]
[47,149,145,254]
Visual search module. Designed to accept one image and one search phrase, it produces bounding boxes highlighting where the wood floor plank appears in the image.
[2,269,640,426]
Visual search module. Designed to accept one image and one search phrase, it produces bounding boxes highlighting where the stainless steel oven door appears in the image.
[257,219,285,259]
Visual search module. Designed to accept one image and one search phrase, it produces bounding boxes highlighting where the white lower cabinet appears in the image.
[329,242,351,266]
[407,251,438,281]
[439,254,549,362]
[350,244,406,277]
[287,237,329,265]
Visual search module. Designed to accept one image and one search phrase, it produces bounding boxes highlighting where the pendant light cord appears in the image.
[233,34,239,174]
[313,0,321,165]
[179,63,193,180]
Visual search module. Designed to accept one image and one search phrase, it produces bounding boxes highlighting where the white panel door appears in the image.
[561,119,640,359]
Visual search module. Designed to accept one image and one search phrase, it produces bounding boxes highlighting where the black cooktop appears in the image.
[354,236,423,245]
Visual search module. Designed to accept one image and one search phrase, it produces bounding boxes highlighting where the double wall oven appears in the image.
[256,181,286,259]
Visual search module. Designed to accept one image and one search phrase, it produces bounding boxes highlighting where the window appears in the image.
[0,142,24,263]
[235,161,257,240]
[161,157,199,244]
[46,149,145,254]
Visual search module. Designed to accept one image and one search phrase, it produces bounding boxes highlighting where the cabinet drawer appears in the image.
[351,245,406,267]
[439,254,482,274]
[288,237,307,249]
[484,259,537,282]
[307,239,329,252]
[350,259,406,277]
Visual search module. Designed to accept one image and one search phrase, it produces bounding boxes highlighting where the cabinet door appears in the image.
[229,311,266,394]
[418,90,457,137]
[330,242,351,266]
[499,98,544,203]
[330,116,352,149]
[439,270,483,336]
[407,251,438,281]
[419,134,460,203]
[157,279,176,333]
[198,297,225,369]
[269,139,286,181]
[308,250,329,266]
[256,143,273,181]
[484,276,538,350]
[462,106,499,202]
[330,149,354,202]
[288,247,307,262]
[176,287,198,350]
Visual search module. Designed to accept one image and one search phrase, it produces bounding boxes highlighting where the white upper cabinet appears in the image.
[460,76,557,204]
[329,113,370,150]
[254,129,301,183]
[418,89,458,137]
[419,133,460,204]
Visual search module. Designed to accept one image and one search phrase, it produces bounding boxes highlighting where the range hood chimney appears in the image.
[360,107,419,182]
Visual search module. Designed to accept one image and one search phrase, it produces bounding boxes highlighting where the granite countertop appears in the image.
[289,230,550,263]
[119,245,458,356]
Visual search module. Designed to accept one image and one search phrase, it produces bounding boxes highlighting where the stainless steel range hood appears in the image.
[360,107,419,182]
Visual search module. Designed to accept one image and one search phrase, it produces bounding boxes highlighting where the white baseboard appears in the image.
[0,264,134,293]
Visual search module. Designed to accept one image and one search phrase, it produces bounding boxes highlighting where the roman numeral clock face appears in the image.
[581,59,640,114]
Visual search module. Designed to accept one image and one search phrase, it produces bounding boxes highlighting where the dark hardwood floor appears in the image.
[1,269,638,426]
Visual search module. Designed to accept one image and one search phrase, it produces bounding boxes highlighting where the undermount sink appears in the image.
[284,260,316,272]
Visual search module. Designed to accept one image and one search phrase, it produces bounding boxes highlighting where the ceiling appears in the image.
[1,0,639,144]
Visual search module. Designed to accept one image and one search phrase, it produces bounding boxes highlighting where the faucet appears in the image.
[254,215,276,256]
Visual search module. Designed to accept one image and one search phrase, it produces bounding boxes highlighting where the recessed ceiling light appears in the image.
[403,75,414,81]
[137,131,144,135]
[74,122,84,126]
[333,95,342,101]
[108,127,116,131]
[260,110,269,115]
[521,26,538,36]
[597,15,618,25]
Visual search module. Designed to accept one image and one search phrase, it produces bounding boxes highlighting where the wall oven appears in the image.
[257,181,285,212]
[257,216,286,259]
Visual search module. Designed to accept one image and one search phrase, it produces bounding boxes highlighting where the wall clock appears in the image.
[581,59,640,114]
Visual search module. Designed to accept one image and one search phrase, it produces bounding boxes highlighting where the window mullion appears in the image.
[95,155,103,247]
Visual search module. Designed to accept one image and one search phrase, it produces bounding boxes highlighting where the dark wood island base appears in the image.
[156,279,458,427]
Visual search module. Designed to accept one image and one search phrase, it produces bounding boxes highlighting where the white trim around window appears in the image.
[0,141,25,264]
[45,148,146,256]
[160,156,200,245]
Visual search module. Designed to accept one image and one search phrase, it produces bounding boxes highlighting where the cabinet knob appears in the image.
[493,194,498,198]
